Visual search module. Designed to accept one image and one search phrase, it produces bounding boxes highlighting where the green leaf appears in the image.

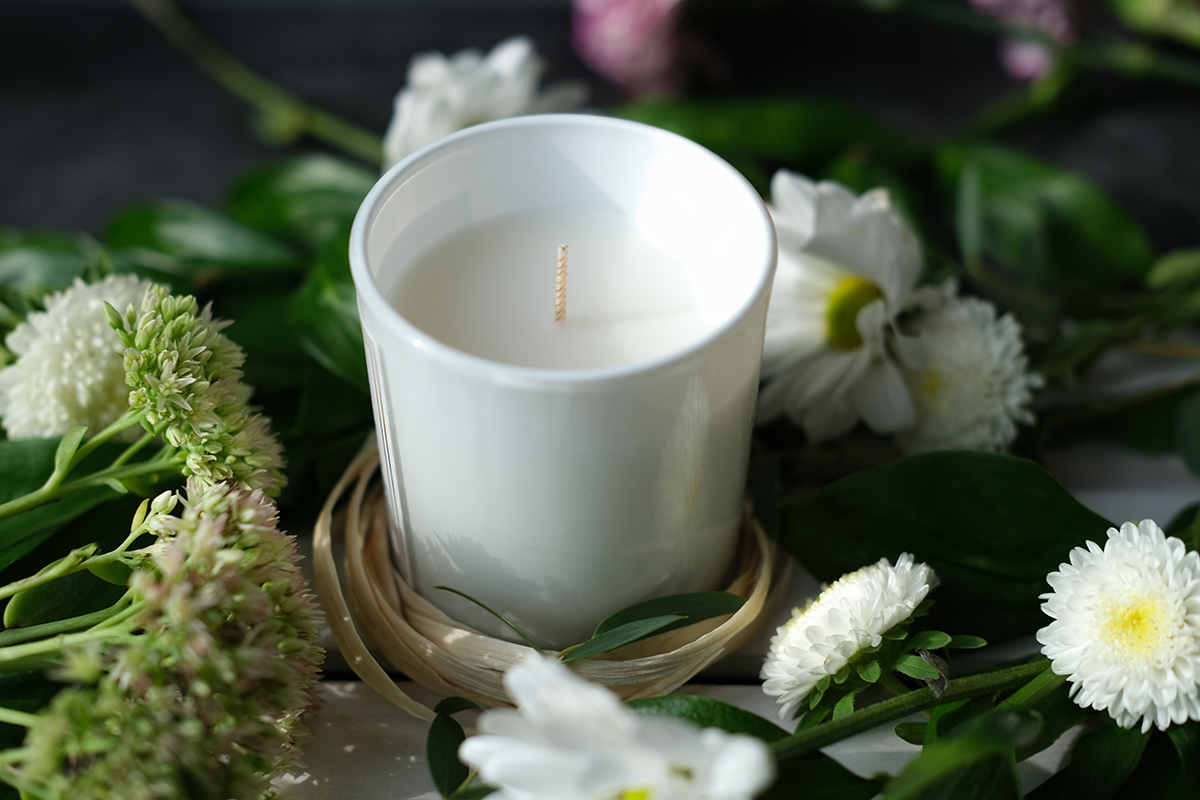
[426,713,469,799]
[217,287,309,393]
[226,154,377,252]
[53,426,88,477]
[628,695,788,742]
[832,690,859,720]
[0,670,64,751]
[894,655,942,681]
[1166,721,1200,794]
[3,568,96,628]
[1109,0,1200,48]
[0,231,101,300]
[760,751,884,800]
[1112,729,1196,799]
[559,615,686,663]
[1176,387,1200,479]
[882,707,1041,800]
[592,591,746,637]
[1015,680,1091,762]
[778,451,1112,641]
[449,784,495,800]
[1147,248,1200,289]
[434,696,487,716]
[1062,723,1149,800]
[906,630,953,652]
[856,659,883,684]
[435,586,544,654]
[1166,502,1200,537]
[288,228,369,391]
[0,439,128,572]
[105,201,302,286]
[894,721,927,746]
[938,143,1154,312]
[614,97,905,191]
[946,635,988,650]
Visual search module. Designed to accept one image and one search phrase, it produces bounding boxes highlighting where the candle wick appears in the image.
[555,244,569,323]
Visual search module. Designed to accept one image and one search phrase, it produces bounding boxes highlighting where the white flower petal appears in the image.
[762,554,936,720]
[0,275,154,441]
[382,37,588,169]
[461,655,775,800]
[896,293,1041,453]
[1037,520,1200,732]
[851,358,916,434]
[758,170,923,443]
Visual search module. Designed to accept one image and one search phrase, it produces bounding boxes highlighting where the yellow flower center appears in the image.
[621,789,652,800]
[825,277,883,350]
[1099,594,1170,657]
[919,369,946,404]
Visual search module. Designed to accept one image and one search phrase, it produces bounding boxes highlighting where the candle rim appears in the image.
[350,113,777,385]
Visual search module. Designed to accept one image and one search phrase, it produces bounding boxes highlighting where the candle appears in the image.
[385,212,710,370]
[351,115,775,648]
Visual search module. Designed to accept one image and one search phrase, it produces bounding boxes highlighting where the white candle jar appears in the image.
[349,114,775,649]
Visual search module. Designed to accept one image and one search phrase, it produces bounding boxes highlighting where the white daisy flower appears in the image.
[761,553,937,720]
[1037,520,1200,733]
[382,36,588,169]
[0,274,153,440]
[460,654,775,800]
[896,285,1042,453]
[757,171,925,443]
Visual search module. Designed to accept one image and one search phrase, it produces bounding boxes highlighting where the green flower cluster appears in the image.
[107,285,286,495]
[9,479,324,800]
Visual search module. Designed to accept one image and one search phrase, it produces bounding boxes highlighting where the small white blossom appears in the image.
[761,553,936,720]
[382,36,588,169]
[0,275,153,440]
[896,286,1042,453]
[1037,520,1200,733]
[460,654,775,800]
[757,171,925,443]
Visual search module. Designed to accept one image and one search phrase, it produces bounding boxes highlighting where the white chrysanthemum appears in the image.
[761,553,936,720]
[1037,520,1200,733]
[0,275,152,440]
[460,654,775,800]
[382,36,588,169]
[896,286,1043,453]
[757,171,926,443]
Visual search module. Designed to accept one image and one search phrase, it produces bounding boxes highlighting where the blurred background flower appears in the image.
[382,36,588,169]
[572,0,695,95]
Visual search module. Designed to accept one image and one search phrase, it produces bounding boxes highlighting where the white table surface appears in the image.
[274,438,1200,799]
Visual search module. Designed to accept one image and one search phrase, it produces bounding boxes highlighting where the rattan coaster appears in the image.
[313,441,784,720]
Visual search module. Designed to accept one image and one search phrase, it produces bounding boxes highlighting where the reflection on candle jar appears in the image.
[350,114,776,649]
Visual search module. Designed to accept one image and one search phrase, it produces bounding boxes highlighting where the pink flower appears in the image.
[970,0,1074,80]
[572,0,691,96]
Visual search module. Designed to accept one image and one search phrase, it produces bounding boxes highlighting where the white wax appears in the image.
[385,213,711,370]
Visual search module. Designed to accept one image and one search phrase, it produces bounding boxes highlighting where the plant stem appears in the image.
[0,708,39,728]
[0,626,128,667]
[0,747,30,765]
[0,592,133,648]
[70,408,143,468]
[53,455,181,497]
[129,0,384,163]
[771,659,1050,762]
[1004,664,1067,708]
[0,453,178,521]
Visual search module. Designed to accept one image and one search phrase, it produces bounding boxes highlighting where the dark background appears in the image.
[3,0,1198,251]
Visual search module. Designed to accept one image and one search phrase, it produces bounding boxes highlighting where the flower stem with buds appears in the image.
[770,659,1052,762]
